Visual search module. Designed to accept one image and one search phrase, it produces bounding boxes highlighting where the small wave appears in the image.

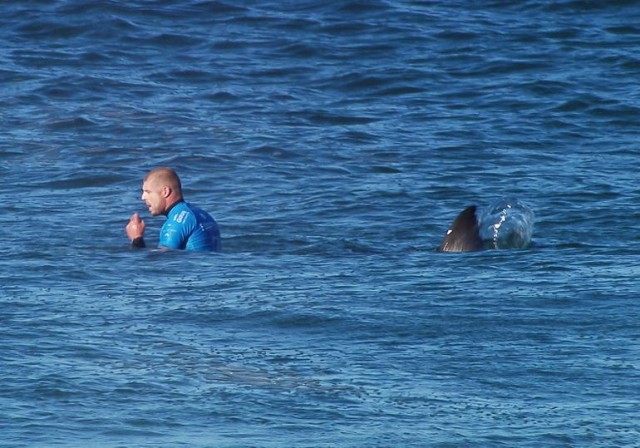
[203,91,239,102]
[247,145,300,159]
[375,85,426,96]
[44,116,96,130]
[16,20,91,40]
[291,109,379,126]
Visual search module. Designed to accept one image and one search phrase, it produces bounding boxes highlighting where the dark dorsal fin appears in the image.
[437,205,484,253]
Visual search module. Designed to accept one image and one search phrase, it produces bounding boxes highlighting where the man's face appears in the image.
[141,177,166,216]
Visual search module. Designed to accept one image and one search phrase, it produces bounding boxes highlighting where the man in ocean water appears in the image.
[125,167,221,251]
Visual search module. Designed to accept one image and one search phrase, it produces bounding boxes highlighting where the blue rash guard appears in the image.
[159,201,221,251]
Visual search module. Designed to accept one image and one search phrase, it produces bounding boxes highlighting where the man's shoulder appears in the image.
[167,202,197,225]
[185,202,216,222]
[168,201,215,224]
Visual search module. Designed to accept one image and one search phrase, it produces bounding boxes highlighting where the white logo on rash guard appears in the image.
[175,211,188,223]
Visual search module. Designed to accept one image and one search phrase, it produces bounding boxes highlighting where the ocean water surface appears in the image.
[1,1,639,447]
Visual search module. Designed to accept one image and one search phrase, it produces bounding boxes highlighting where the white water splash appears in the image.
[478,198,535,249]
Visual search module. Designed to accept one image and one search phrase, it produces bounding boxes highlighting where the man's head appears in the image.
[141,167,183,216]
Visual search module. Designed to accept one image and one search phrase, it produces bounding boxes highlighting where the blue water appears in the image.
[2,1,639,447]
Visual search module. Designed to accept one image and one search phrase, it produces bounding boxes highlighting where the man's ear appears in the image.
[162,186,172,198]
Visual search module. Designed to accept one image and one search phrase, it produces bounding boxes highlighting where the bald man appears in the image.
[126,167,221,251]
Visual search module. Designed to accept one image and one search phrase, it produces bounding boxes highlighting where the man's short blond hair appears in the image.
[144,167,182,196]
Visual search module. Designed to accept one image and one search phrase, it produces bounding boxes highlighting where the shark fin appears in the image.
[437,205,484,253]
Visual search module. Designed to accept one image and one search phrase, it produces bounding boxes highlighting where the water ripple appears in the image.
[2,0,640,446]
